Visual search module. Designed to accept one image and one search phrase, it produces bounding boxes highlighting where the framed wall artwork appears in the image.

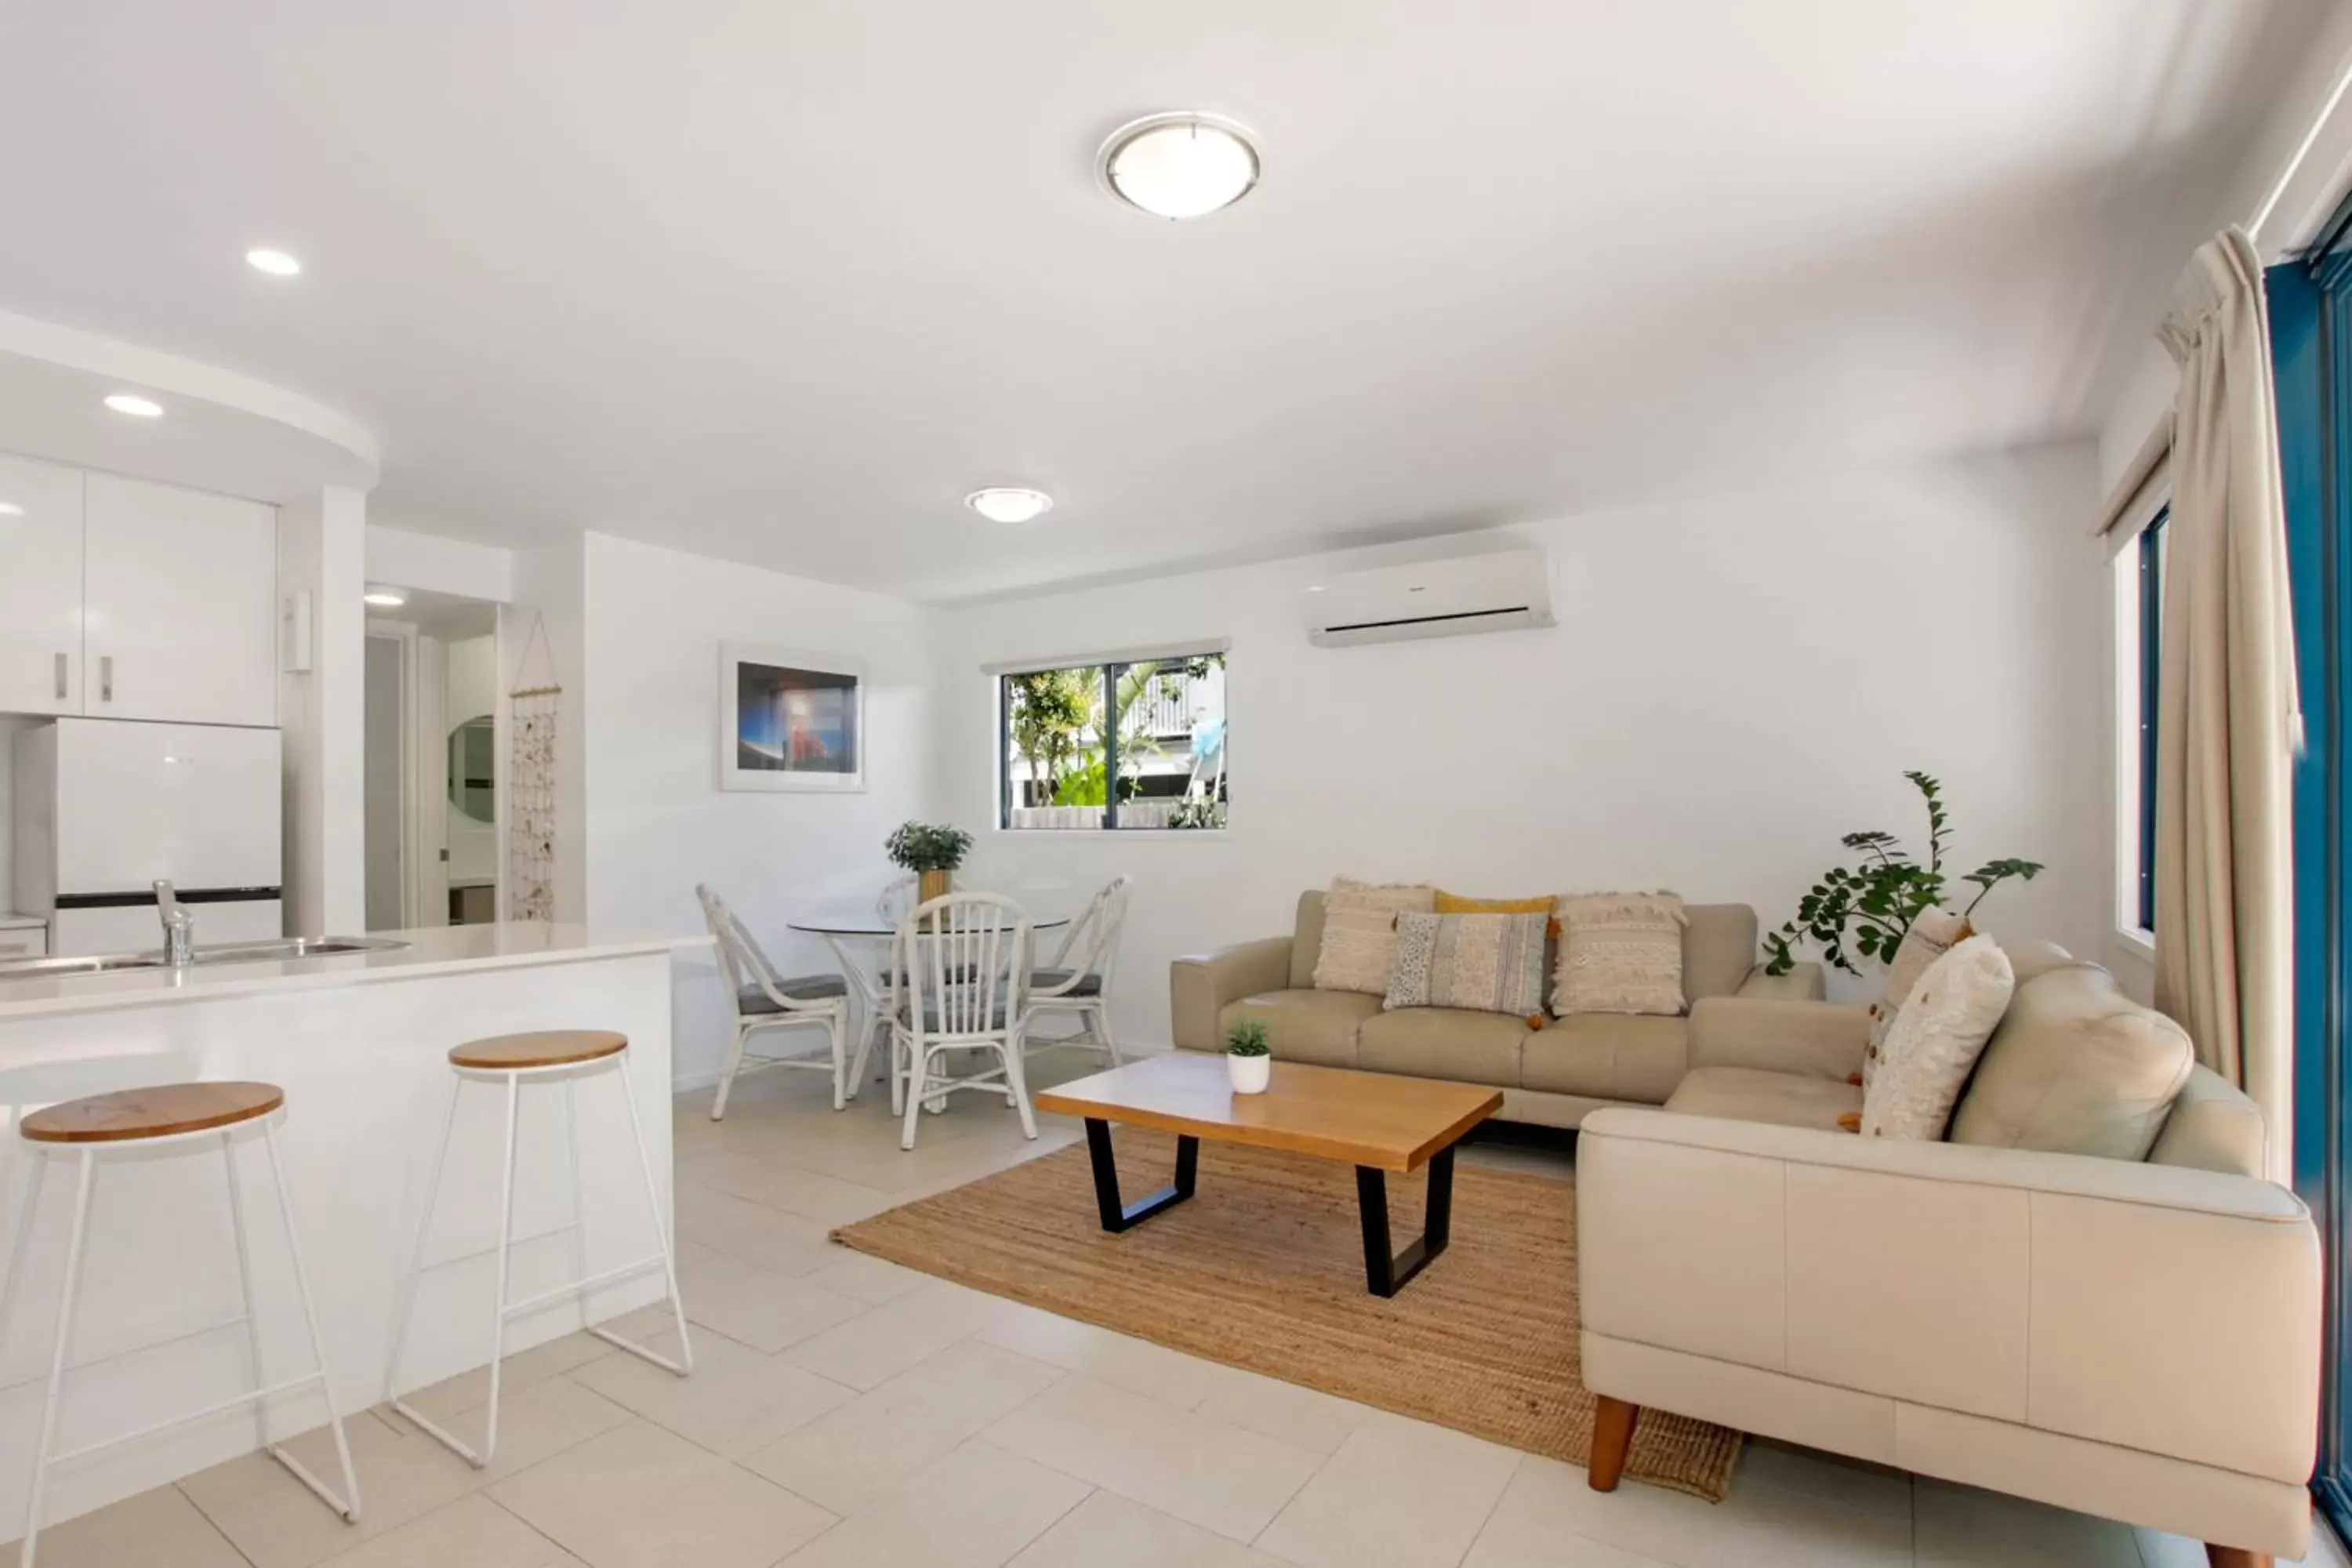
[718,642,866,792]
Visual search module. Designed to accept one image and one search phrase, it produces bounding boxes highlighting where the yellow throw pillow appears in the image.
[1434,891,1555,914]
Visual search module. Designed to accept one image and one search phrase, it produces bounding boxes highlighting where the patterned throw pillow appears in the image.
[1434,891,1557,915]
[1864,907,1973,1092]
[1385,913,1549,1018]
[1860,934,2015,1141]
[1312,877,1437,995]
[1552,891,1688,1016]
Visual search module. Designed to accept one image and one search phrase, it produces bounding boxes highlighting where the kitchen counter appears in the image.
[0,922,708,1018]
[0,923,700,1537]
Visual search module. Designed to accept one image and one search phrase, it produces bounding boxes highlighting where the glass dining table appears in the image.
[786,903,1071,1093]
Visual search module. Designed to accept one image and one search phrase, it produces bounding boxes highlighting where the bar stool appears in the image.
[0,1082,361,1568]
[383,1030,690,1468]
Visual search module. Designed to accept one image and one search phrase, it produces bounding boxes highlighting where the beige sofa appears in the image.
[1170,891,1822,1128]
[1577,942,2319,1567]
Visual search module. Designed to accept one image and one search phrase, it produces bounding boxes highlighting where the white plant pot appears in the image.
[1228,1053,1272,1094]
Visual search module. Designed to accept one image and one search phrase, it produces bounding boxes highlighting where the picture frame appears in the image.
[718,642,866,793]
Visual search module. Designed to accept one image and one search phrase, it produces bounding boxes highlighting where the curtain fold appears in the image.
[2151,227,2302,1186]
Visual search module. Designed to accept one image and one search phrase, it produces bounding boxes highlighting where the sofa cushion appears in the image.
[1554,891,1688,1015]
[1385,912,1548,1017]
[1357,1007,1530,1087]
[1865,906,1973,1090]
[1312,878,1437,995]
[1434,891,1556,914]
[1948,960,2195,1161]
[1859,935,2013,1141]
[2147,1065,2267,1178]
[1666,1065,1862,1131]
[1521,1013,1690,1104]
[1681,904,1760,1001]
[1290,891,1328,989]
[1220,989,1381,1069]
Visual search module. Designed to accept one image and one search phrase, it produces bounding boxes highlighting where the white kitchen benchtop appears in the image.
[0,922,710,1020]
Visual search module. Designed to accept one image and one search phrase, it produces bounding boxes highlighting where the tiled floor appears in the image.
[22,1049,2347,1568]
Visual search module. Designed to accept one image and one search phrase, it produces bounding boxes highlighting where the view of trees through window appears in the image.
[1000,652,1227,829]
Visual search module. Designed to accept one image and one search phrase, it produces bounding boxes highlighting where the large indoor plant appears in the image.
[1762,771,2042,976]
[885,821,974,903]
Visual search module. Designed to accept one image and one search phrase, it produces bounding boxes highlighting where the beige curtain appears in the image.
[2152,227,2301,1186]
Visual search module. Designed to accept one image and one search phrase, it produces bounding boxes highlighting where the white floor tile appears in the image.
[802,1250,935,1305]
[1254,1415,1520,1568]
[779,1439,1088,1568]
[488,1417,835,1568]
[675,1246,869,1352]
[6,1481,250,1568]
[292,1494,575,1567]
[980,1301,1235,1410]
[566,1322,856,1456]
[985,1374,1324,1543]
[745,1338,1065,1515]
[1914,1477,2140,1567]
[1007,1489,1293,1568]
[1194,1367,1386,1457]
[1738,1439,1912,1523]
[781,1276,1018,1390]
[1469,1454,1911,1568]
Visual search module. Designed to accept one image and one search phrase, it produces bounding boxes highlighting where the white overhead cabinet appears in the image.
[0,455,87,715]
[83,474,278,727]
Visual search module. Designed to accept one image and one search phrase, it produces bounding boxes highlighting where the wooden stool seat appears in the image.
[448,1030,628,1071]
[20,1081,285,1144]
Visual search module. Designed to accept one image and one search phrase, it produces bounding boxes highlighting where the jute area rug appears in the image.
[832,1131,1741,1501]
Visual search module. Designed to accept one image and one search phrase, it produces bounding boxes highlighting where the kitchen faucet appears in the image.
[154,880,194,967]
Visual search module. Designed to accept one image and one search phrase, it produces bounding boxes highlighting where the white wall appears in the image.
[445,632,499,885]
[365,523,514,603]
[936,443,2108,1049]
[507,535,588,924]
[278,485,367,935]
[576,532,938,1087]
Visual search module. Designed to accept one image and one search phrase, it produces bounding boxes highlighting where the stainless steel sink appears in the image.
[0,936,408,979]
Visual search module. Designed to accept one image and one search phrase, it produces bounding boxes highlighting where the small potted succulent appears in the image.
[1225,1018,1272,1094]
[885,821,974,904]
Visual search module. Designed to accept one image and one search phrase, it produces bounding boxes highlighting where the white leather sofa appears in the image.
[1576,942,2321,1568]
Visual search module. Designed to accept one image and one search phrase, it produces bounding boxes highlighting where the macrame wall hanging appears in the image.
[508,613,561,922]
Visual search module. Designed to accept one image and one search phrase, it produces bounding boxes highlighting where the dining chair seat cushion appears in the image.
[881,964,981,985]
[739,976,850,1014]
[1029,967,1104,997]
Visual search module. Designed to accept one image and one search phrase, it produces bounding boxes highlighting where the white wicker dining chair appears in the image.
[890,891,1036,1151]
[696,884,855,1119]
[1022,876,1131,1067]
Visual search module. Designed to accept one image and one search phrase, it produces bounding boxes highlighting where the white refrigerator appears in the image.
[13,718,284,957]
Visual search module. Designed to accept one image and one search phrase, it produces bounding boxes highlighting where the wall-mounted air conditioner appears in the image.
[1304,546,1555,648]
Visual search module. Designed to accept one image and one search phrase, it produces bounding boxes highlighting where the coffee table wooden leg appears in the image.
[1356,1145,1457,1298]
[1084,1119,1197,1233]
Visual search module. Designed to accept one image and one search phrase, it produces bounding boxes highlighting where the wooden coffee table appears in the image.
[1034,1053,1502,1297]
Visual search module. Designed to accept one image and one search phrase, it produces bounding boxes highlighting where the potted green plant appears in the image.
[1225,1018,1272,1094]
[885,822,975,904]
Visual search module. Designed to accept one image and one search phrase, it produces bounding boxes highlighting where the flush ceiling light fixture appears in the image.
[245,247,302,277]
[103,393,164,418]
[0,502,23,517]
[362,586,408,608]
[1098,111,1261,220]
[965,487,1054,524]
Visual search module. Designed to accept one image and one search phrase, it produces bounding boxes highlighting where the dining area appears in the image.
[695,825,1132,1153]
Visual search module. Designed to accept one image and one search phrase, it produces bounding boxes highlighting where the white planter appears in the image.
[1228,1053,1271,1094]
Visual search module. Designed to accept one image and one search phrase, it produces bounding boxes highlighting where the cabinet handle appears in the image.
[53,653,65,701]
[100,655,112,703]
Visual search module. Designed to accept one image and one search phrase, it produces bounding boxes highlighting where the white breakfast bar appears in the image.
[0,923,704,1541]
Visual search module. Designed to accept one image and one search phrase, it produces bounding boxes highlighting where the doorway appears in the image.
[362,587,502,931]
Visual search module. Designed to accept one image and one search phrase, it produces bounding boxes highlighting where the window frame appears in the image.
[2135,507,2168,935]
[994,648,1228,833]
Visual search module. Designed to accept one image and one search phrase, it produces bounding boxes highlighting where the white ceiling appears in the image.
[0,1,2325,601]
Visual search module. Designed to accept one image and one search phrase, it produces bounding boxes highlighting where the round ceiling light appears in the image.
[965,487,1054,524]
[1098,112,1260,220]
[245,247,303,277]
[103,394,164,418]
[0,502,23,517]
[362,586,408,608]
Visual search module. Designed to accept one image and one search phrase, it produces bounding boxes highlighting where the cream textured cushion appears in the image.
[1553,891,1688,1016]
[1864,906,1972,1092]
[1860,934,2014,1141]
[1311,877,1436,995]
[1385,912,1548,1018]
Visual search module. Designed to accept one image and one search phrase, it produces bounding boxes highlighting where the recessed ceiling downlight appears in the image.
[245,247,303,277]
[362,586,408,608]
[103,394,164,418]
[965,488,1054,524]
[1098,112,1260,220]
[0,503,23,517]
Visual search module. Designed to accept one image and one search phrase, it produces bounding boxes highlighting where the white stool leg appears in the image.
[383,1078,461,1417]
[480,1071,522,1464]
[260,1122,362,1521]
[610,1051,691,1375]
[20,1150,96,1568]
[0,1146,50,1369]
[564,1077,590,1330]
[222,1133,270,1454]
